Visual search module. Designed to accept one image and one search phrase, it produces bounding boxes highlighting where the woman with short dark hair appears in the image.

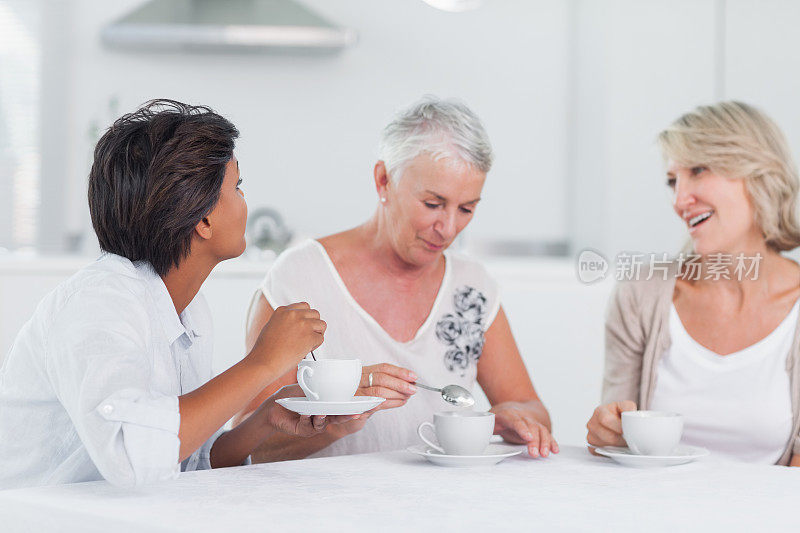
[0,100,348,489]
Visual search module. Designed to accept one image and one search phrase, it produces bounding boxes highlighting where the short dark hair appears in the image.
[88,99,239,276]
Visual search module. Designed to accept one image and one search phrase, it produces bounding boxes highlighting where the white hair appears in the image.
[378,95,493,180]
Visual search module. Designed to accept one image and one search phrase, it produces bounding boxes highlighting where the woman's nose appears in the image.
[672,178,695,210]
[435,211,457,239]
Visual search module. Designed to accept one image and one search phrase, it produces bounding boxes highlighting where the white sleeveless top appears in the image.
[650,302,797,464]
[259,239,500,457]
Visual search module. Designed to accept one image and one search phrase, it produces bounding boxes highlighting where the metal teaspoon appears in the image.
[414,382,475,407]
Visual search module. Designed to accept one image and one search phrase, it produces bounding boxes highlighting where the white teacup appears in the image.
[621,410,683,456]
[417,411,495,456]
[297,359,362,402]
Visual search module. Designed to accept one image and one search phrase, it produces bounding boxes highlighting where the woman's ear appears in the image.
[195,216,213,241]
[374,160,390,201]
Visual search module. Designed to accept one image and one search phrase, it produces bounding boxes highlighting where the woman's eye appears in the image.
[666,177,676,189]
[236,178,243,189]
[459,207,473,214]
[424,202,440,209]
[690,166,707,176]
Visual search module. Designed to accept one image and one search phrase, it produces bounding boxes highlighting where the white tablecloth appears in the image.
[0,446,797,532]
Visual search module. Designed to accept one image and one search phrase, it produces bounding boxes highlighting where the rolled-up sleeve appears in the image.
[191,428,252,470]
[45,285,181,488]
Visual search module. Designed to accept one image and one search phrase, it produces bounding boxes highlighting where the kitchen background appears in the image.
[0,0,797,446]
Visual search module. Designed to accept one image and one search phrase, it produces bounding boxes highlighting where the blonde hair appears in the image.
[658,101,800,252]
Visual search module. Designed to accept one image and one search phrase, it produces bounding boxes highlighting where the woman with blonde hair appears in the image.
[586,101,800,465]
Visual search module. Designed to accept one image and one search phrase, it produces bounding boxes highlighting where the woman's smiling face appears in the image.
[667,160,763,255]
[379,153,485,266]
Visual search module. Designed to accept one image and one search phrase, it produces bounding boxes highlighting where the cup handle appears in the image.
[417,422,445,453]
[298,366,319,401]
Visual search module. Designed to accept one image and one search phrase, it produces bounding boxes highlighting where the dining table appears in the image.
[0,444,797,532]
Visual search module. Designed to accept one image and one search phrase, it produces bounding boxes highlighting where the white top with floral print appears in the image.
[258,239,501,457]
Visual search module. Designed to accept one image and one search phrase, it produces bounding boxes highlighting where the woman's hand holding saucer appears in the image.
[324,364,418,438]
[260,384,361,437]
[490,401,560,458]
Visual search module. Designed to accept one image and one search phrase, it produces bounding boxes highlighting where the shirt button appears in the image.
[101,404,114,415]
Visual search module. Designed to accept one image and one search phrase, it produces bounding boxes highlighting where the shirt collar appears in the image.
[181,304,202,340]
[135,261,197,346]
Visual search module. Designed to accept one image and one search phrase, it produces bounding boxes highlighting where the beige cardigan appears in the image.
[602,268,800,466]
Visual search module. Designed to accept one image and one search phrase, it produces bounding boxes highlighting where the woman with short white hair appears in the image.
[237,95,558,460]
[587,101,800,465]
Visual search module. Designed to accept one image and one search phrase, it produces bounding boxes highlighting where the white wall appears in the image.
[570,0,719,260]
[55,0,571,255]
[726,0,800,159]
[568,0,800,263]
[26,0,800,259]
[43,0,800,260]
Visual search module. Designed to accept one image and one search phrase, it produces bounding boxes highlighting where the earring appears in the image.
[380,197,387,203]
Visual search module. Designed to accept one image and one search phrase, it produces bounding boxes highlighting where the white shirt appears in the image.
[0,254,223,489]
[259,239,501,457]
[650,302,797,464]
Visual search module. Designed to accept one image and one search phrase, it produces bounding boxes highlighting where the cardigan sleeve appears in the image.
[601,281,646,405]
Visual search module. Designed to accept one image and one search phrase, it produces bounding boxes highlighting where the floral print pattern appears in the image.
[435,286,488,375]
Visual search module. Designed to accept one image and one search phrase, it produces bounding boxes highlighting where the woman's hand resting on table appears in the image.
[585,400,637,454]
[490,401,559,458]
[327,363,418,438]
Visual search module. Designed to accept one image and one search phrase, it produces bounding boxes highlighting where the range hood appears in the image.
[101,0,357,53]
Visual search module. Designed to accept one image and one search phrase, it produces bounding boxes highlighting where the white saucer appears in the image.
[594,445,710,467]
[276,396,385,416]
[407,443,524,467]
